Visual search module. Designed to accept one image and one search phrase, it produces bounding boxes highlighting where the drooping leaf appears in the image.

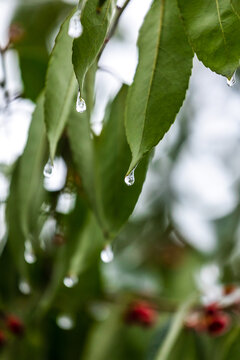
[45,10,77,162]
[68,85,148,238]
[93,85,148,236]
[72,0,116,93]
[6,94,47,275]
[125,0,193,174]
[177,0,240,79]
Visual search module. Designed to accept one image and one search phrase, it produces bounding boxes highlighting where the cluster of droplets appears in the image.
[24,239,36,264]
[68,10,83,39]
[124,168,135,186]
[100,244,114,263]
[43,159,53,178]
[63,274,79,288]
[76,90,86,113]
[227,72,236,87]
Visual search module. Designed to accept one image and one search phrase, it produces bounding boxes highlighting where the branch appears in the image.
[98,0,132,59]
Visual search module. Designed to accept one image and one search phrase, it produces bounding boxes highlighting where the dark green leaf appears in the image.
[6,94,47,274]
[177,0,240,79]
[68,85,148,238]
[125,0,193,173]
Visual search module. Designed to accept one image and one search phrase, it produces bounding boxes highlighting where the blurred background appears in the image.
[1,0,240,359]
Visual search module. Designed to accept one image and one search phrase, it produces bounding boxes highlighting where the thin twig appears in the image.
[98,0,132,59]
[0,46,10,105]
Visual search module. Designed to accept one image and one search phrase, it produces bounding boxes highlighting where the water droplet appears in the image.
[76,91,86,113]
[68,10,83,39]
[227,72,236,87]
[43,159,53,178]
[18,279,31,295]
[56,314,74,330]
[63,274,78,288]
[100,244,114,263]
[24,239,36,264]
[124,168,135,186]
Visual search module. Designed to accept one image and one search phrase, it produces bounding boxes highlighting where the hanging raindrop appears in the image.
[76,91,86,113]
[68,10,83,39]
[227,72,236,87]
[56,314,74,330]
[63,274,78,288]
[18,279,31,295]
[100,244,114,263]
[24,239,36,264]
[43,159,53,178]
[124,168,135,186]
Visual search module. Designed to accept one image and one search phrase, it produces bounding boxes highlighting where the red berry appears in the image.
[125,301,157,327]
[204,303,220,315]
[0,331,7,347]
[207,312,230,337]
[6,315,24,336]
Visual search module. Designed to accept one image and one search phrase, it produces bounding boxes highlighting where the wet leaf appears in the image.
[125,0,193,173]
[177,0,240,79]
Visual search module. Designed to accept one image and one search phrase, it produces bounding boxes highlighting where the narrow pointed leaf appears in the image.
[94,85,148,236]
[7,94,47,274]
[125,0,193,173]
[177,0,240,79]
[45,11,77,161]
[68,85,148,238]
[72,0,116,93]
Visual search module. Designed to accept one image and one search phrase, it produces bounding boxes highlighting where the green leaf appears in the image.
[6,94,47,274]
[72,0,116,93]
[45,10,77,162]
[177,0,240,79]
[125,0,193,173]
[68,85,148,238]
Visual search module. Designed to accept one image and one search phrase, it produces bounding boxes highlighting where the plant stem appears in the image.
[0,47,10,105]
[98,0,132,59]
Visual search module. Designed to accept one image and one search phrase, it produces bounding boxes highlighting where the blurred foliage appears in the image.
[0,0,240,359]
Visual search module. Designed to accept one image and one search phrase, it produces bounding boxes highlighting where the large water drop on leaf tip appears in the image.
[68,10,83,39]
[76,91,86,113]
[24,240,36,264]
[43,159,53,178]
[63,274,78,288]
[100,245,114,263]
[124,168,135,186]
[227,73,236,87]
